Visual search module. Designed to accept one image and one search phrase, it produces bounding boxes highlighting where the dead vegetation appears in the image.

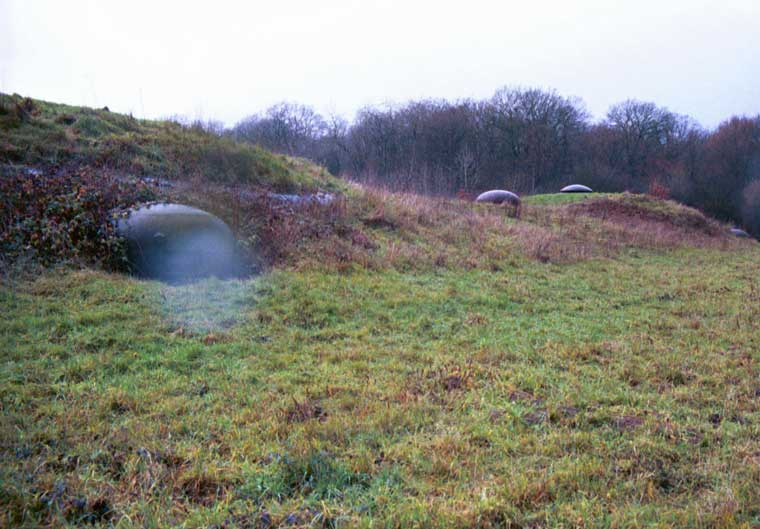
[374,188,744,267]
[177,184,749,273]
[2,158,748,278]
[284,396,328,423]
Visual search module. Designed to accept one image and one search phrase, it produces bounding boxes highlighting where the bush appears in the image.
[648,180,670,200]
[175,184,366,271]
[0,165,162,271]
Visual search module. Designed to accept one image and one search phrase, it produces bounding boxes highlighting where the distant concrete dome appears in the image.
[475,190,521,205]
[560,184,593,193]
[116,204,239,281]
[730,228,751,238]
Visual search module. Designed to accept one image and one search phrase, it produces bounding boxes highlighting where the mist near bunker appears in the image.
[157,276,259,334]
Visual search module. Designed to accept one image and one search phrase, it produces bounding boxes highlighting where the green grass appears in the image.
[2,246,759,528]
[0,93,338,192]
[2,95,758,527]
[523,193,615,206]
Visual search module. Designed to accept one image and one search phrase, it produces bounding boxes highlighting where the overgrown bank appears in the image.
[0,93,338,191]
[0,95,340,274]
[2,159,750,278]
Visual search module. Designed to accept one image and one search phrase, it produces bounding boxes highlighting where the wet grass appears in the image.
[2,245,759,528]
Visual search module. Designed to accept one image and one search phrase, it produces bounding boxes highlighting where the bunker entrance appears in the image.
[116,204,246,283]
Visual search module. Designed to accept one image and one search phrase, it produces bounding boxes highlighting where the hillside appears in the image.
[0,93,338,192]
[1,97,759,528]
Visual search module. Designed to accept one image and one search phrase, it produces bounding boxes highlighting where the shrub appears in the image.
[0,165,162,271]
[175,185,365,271]
[648,180,670,200]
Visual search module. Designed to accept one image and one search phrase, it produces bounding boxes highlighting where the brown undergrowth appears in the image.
[2,166,748,278]
[174,183,749,272]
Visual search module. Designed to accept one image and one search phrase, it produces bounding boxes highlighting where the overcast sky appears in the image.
[2,0,759,128]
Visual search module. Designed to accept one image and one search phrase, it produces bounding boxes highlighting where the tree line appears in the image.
[228,87,760,234]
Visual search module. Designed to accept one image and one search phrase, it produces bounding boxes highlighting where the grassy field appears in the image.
[2,234,759,528]
[2,98,759,528]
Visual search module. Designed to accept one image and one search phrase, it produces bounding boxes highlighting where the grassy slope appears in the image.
[1,97,759,527]
[0,93,338,192]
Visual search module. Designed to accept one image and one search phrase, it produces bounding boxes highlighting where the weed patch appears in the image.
[0,164,160,270]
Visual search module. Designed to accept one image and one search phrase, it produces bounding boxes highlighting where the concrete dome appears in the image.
[475,190,521,205]
[730,228,751,238]
[116,204,239,281]
[560,184,593,193]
